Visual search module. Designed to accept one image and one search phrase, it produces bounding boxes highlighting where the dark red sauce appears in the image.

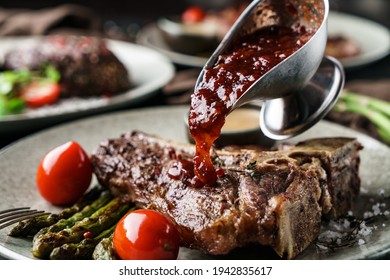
[167,156,204,187]
[188,25,314,186]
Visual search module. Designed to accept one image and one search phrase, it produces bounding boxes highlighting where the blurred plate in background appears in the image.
[0,37,175,134]
[137,23,209,68]
[327,11,390,69]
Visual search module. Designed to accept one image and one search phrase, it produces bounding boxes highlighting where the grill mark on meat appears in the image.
[91,131,363,259]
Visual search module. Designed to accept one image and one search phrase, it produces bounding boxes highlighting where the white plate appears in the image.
[0,36,175,134]
[0,106,389,260]
[328,11,390,68]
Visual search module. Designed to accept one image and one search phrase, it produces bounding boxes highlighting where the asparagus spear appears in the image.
[334,91,390,144]
[50,206,135,260]
[32,197,130,259]
[9,186,106,237]
[341,91,390,118]
[33,189,112,239]
[49,224,116,260]
[92,233,118,260]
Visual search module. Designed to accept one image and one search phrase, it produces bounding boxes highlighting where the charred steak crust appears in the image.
[90,131,363,259]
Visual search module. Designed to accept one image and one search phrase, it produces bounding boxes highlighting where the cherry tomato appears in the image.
[36,141,93,206]
[21,81,61,108]
[182,6,206,23]
[113,209,180,260]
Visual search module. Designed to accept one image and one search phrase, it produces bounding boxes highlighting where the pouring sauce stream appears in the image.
[188,25,314,186]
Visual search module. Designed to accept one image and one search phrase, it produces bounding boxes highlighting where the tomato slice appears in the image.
[36,141,93,206]
[113,209,181,260]
[21,81,61,108]
[182,6,206,23]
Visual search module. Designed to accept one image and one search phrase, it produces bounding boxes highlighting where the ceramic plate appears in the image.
[328,12,390,69]
[136,23,208,68]
[0,36,175,134]
[0,106,389,260]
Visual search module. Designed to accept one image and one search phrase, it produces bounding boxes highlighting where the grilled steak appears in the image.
[90,131,362,259]
[3,35,131,98]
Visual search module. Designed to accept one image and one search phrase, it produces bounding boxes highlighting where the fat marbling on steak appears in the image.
[90,131,363,259]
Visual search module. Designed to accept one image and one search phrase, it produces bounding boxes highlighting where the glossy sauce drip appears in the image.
[188,25,313,186]
[167,156,201,187]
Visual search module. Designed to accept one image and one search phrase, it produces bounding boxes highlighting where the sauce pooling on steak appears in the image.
[188,25,314,186]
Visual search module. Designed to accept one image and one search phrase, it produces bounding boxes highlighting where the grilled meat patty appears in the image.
[3,35,131,98]
[90,131,362,259]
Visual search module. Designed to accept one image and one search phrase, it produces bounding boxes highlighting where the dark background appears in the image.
[1,0,389,27]
[1,0,389,66]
